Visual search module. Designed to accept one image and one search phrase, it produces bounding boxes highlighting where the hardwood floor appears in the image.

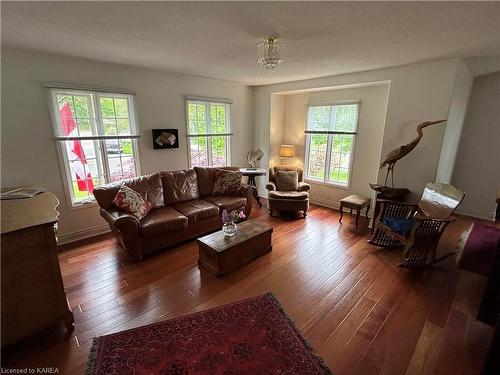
[2,202,494,374]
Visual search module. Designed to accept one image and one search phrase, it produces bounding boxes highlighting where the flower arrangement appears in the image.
[221,209,246,224]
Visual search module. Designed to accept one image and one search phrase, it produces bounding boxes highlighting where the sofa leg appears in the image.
[269,210,273,216]
[303,210,307,217]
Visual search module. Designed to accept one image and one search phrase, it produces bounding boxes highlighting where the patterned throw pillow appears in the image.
[113,185,152,220]
[212,169,242,196]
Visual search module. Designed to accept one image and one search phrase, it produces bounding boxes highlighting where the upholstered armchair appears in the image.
[266,166,310,217]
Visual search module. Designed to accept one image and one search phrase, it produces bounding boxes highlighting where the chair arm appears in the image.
[377,199,418,207]
[414,213,456,223]
[239,183,254,218]
[298,181,311,192]
[266,182,276,191]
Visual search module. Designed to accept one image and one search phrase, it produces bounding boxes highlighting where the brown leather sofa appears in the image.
[93,167,253,261]
[266,166,310,217]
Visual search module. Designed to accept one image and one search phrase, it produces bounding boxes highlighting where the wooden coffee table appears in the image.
[197,220,273,277]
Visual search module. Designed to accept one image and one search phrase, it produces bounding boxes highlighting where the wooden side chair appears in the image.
[368,182,465,268]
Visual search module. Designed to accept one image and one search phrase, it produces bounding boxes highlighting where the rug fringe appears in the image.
[85,337,100,375]
[266,292,333,375]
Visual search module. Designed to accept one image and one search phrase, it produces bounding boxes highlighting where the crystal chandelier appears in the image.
[257,36,283,69]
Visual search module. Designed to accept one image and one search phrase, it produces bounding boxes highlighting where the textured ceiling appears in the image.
[2,1,500,85]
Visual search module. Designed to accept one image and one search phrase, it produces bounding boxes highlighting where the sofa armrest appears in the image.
[298,182,311,192]
[266,182,276,191]
[240,183,254,218]
[100,208,139,231]
[99,208,143,261]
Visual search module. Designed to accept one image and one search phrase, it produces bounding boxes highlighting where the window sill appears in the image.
[305,178,351,190]
[68,199,98,211]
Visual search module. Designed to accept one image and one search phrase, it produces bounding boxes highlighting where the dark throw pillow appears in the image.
[212,169,242,195]
[275,170,299,191]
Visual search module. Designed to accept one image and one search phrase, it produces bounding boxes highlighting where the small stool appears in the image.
[339,195,371,228]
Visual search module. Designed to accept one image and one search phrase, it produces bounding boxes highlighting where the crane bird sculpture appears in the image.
[380,120,446,187]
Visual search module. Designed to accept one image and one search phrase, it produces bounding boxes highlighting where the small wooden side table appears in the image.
[339,195,371,228]
[240,168,266,207]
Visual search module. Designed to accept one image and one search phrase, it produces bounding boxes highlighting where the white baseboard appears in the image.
[456,207,496,221]
[58,224,111,245]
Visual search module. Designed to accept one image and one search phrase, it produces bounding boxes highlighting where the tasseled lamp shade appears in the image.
[279,145,295,158]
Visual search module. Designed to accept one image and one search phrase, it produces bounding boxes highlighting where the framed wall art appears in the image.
[152,129,179,149]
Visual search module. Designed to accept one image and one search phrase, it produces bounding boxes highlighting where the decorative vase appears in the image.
[222,221,238,236]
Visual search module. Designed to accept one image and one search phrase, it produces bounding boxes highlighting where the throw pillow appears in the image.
[212,169,242,195]
[113,185,152,220]
[275,170,299,191]
[381,217,415,236]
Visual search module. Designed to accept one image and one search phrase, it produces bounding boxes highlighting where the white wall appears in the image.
[269,94,285,167]
[436,60,474,182]
[253,59,461,200]
[451,71,500,220]
[1,47,253,242]
[267,85,389,213]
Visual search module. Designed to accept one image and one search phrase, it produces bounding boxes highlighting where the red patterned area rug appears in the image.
[457,223,500,275]
[86,293,331,375]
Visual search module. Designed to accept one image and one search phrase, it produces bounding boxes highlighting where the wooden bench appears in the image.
[339,195,371,228]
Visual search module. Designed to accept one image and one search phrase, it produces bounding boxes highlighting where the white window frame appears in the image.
[304,102,360,188]
[185,98,232,168]
[48,88,141,209]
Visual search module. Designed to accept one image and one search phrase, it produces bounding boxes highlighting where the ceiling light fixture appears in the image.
[257,36,283,69]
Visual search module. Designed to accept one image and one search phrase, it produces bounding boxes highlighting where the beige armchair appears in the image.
[266,166,310,217]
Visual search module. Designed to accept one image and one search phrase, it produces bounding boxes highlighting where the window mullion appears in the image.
[206,103,213,166]
[100,140,111,182]
[325,134,333,183]
[93,94,111,182]
[304,134,311,177]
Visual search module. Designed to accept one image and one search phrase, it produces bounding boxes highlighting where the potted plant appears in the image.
[221,209,246,236]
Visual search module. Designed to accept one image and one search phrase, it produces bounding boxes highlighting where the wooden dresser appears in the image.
[1,192,74,347]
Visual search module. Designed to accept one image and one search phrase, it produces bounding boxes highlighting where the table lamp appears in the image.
[279,144,295,164]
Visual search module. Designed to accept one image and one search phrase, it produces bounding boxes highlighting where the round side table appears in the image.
[239,168,266,207]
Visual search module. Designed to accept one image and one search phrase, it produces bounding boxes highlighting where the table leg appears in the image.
[247,176,262,207]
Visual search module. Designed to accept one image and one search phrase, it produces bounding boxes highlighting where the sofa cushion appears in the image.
[194,166,241,196]
[212,169,242,196]
[161,169,199,205]
[268,191,309,200]
[275,170,299,191]
[140,207,188,237]
[202,195,247,212]
[94,173,164,209]
[193,167,215,197]
[113,185,152,220]
[173,199,219,223]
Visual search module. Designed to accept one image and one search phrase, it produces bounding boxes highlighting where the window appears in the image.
[48,88,140,206]
[304,103,359,187]
[186,98,232,167]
